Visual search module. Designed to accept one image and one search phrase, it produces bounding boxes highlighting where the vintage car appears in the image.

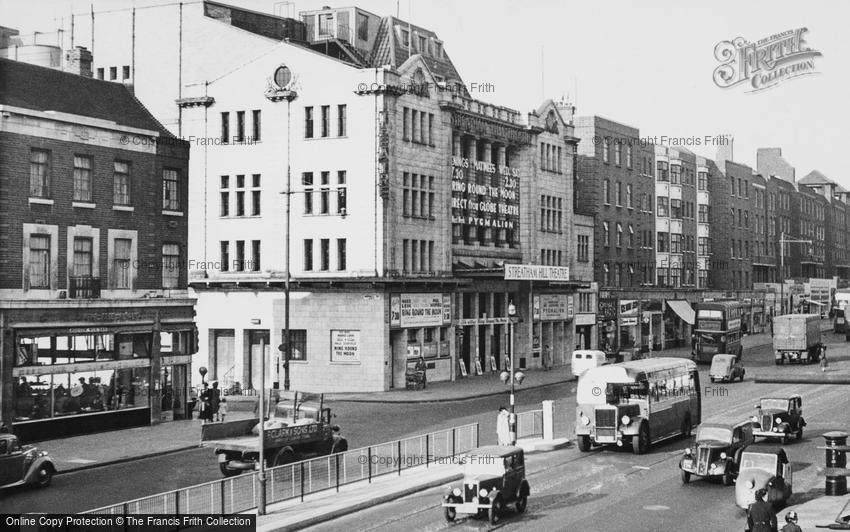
[751,395,806,443]
[442,446,530,525]
[709,354,745,383]
[0,433,55,490]
[680,420,754,485]
[735,447,792,509]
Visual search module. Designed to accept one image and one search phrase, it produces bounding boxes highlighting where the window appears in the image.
[418,34,427,52]
[401,29,410,47]
[698,171,707,191]
[321,105,330,137]
[221,112,230,143]
[616,223,623,247]
[671,165,681,184]
[235,111,245,142]
[357,13,369,40]
[109,66,117,80]
[614,144,621,166]
[235,240,245,271]
[249,240,260,272]
[698,204,708,223]
[603,179,610,204]
[657,196,669,217]
[626,145,632,168]
[337,171,347,214]
[112,161,131,205]
[113,238,132,289]
[252,110,261,141]
[320,171,330,214]
[603,221,610,246]
[626,184,633,208]
[616,182,622,206]
[320,239,330,271]
[220,176,229,216]
[96,67,104,79]
[411,110,419,142]
[671,199,682,219]
[303,172,313,214]
[671,233,682,253]
[73,155,92,202]
[72,237,93,277]
[657,161,669,181]
[602,138,610,163]
[403,108,410,140]
[162,243,179,288]
[252,174,261,216]
[657,231,669,252]
[304,107,314,138]
[29,235,50,289]
[337,239,347,270]
[628,224,634,247]
[286,330,308,361]
[236,175,245,216]
[318,13,332,36]
[29,149,50,198]
[220,241,230,272]
[162,169,180,210]
[337,104,347,136]
[303,239,313,271]
[698,237,710,256]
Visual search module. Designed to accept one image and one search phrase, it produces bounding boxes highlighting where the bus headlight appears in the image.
[720,452,727,460]
[581,415,590,426]
[621,415,631,426]
[452,488,461,497]
[479,488,489,497]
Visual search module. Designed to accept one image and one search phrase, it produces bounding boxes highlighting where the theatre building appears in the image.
[0,58,195,441]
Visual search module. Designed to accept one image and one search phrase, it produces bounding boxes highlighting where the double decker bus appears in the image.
[576,358,701,454]
[693,300,743,363]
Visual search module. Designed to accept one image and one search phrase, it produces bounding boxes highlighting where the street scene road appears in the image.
[4,330,848,525]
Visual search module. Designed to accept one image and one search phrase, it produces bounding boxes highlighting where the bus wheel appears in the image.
[577,435,591,452]
[632,423,649,455]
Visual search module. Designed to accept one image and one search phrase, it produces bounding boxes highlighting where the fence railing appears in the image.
[83,422,479,515]
[517,409,544,439]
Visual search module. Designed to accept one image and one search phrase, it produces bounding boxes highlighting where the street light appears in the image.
[500,301,525,445]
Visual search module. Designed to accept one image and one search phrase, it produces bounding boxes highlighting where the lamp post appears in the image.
[779,232,812,315]
[501,301,525,445]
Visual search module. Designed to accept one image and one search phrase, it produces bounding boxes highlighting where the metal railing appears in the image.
[83,422,479,515]
[517,409,544,439]
[69,276,101,298]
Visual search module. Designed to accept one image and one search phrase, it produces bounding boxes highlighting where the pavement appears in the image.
[784,491,850,530]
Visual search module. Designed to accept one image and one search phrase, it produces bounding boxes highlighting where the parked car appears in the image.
[442,446,530,525]
[0,433,55,490]
[709,354,745,383]
[751,395,806,443]
[680,419,754,485]
[571,350,609,377]
[735,446,792,509]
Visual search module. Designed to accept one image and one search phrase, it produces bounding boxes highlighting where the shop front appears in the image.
[532,293,574,368]
[389,292,454,388]
[574,313,596,350]
[0,299,196,442]
[664,300,695,349]
[598,298,617,354]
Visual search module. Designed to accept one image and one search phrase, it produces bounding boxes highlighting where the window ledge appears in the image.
[113,205,135,212]
[162,210,184,217]
[29,197,54,205]
[72,201,96,209]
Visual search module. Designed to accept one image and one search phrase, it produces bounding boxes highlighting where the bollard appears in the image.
[823,431,849,496]
[542,400,554,441]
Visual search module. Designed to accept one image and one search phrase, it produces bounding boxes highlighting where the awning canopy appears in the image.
[667,300,695,325]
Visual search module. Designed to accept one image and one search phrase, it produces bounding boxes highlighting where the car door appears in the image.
[0,439,26,487]
[502,455,521,500]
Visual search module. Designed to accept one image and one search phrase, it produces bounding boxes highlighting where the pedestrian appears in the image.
[211,381,221,421]
[199,381,211,424]
[780,511,802,532]
[415,356,427,389]
[496,406,510,446]
[746,488,778,532]
[820,345,829,372]
[219,397,227,423]
[543,344,552,371]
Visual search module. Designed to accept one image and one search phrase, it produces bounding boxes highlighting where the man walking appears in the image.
[543,344,552,371]
[780,511,802,532]
[746,489,778,532]
[496,406,510,446]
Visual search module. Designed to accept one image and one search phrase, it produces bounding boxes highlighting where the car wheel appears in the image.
[578,435,591,452]
[796,427,803,440]
[489,496,504,525]
[723,467,734,486]
[633,423,649,455]
[681,470,690,484]
[515,495,528,514]
[35,465,53,488]
[219,463,242,477]
[444,506,457,522]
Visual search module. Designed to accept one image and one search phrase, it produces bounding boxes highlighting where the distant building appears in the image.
[0,58,194,441]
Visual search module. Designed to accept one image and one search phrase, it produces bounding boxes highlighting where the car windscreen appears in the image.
[696,426,732,443]
[710,358,730,372]
[761,399,789,411]
[740,453,777,473]
[462,455,504,477]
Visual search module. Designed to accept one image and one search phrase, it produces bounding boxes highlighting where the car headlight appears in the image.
[479,488,489,497]
[452,488,461,497]
[751,416,758,423]
[747,480,755,489]
[775,417,782,424]
[720,452,727,460]
[581,415,590,426]
[621,415,631,426]
[710,464,717,471]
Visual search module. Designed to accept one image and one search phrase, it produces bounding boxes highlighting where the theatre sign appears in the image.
[451,156,520,231]
[504,264,570,281]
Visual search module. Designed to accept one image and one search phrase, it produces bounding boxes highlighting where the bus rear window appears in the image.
[697,310,722,319]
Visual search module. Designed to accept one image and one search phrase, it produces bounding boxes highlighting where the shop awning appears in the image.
[667,300,695,325]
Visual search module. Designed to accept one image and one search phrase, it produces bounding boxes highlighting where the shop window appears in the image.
[284,330,307,361]
[424,328,435,343]
[407,329,419,344]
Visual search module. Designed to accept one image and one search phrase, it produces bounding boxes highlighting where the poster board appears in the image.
[474,359,483,375]
[489,356,497,372]
[458,359,468,377]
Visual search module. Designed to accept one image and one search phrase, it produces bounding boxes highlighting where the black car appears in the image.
[752,395,806,443]
[680,420,755,486]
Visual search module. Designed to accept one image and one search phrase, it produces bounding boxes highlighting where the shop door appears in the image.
[461,326,472,373]
[491,325,502,371]
[213,330,235,386]
[248,330,270,391]
[478,325,487,374]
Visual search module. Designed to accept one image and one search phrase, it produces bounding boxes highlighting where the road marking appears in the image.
[65,459,97,464]
[632,465,651,470]
[643,505,670,511]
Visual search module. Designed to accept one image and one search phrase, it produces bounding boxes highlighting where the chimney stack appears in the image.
[716,133,734,164]
[64,46,93,78]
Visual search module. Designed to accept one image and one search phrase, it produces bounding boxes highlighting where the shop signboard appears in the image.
[575,313,596,326]
[598,299,617,321]
[621,317,638,326]
[537,294,568,321]
[504,264,570,281]
[391,294,450,328]
[619,300,639,316]
[330,330,360,363]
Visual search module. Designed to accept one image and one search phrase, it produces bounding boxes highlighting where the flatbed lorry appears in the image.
[772,314,823,365]
[201,391,347,476]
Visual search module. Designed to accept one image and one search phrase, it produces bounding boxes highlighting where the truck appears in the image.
[772,313,823,365]
[201,391,347,476]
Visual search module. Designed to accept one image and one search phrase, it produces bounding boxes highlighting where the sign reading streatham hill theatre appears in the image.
[451,156,520,231]
[504,264,570,281]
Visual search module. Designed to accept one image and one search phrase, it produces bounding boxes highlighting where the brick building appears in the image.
[800,171,850,280]
[0,57,195,441]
